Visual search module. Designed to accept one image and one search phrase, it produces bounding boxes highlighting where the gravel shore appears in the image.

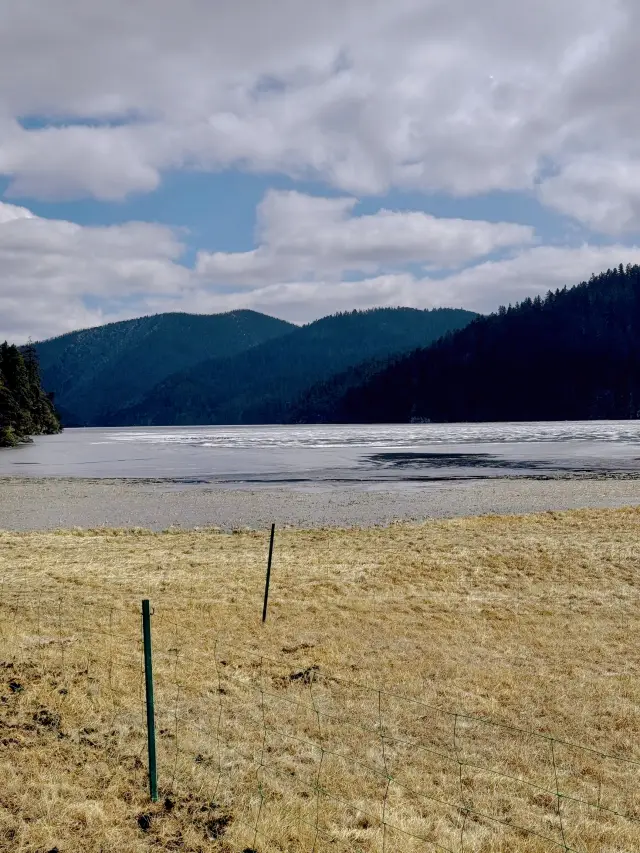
[1,475,639,531]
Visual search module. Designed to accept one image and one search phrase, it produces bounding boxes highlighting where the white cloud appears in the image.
[0,200,34,224]
[0,201,190,341]
[0,191,534,340]
[538,157,640,234]
[134,245,640,325]
[0,122,162,200]
[196,190,535,284]
[2,0,639,350]
[0,0,636,225]
[2,196,635,341]
[419,244,640,312]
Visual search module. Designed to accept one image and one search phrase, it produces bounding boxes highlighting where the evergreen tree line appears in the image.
[291,264,640,423]
[0,342,61,447]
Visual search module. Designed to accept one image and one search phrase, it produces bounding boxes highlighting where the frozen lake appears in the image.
[1,422,640,483]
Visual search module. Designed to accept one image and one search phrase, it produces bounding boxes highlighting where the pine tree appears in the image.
[0,341,61,447]
[292,264,640,424]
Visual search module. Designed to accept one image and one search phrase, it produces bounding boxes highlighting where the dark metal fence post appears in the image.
[142,599,158,802]
[262,523,275,622]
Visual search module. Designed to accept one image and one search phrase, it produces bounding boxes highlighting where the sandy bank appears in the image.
[1,474,640,530]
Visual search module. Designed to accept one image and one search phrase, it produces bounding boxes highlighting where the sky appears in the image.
[1,0,640,342]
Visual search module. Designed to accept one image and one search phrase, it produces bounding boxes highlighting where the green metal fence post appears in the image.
[142,599,158,802]
[262,523,276,623]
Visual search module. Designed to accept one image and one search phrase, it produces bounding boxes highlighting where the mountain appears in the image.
[0,342,61,447]
[35,311,295,426]
[105,307,477,425]
[293,264,640,423]
[284,356,395,423]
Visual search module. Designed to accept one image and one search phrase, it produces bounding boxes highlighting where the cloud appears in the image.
[538,157,640,234]
[196,190,535,284]
[3,2,640,348]
[2,195,636,341]
[0,122,162,200]
[0,200,34,224]
[135,245,640,325]
[0,0,636,224]
[0,201,190,342]
[418,244,640,312]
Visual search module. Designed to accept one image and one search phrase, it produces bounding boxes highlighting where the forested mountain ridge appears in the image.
[0,342,61,447]
[35,310,295,426]
[292,264,640,423]
[284,356,393,424]
[105,307,477,426]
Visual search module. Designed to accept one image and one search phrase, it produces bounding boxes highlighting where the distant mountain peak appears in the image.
[100,306,477,427]
[35,310,295,425]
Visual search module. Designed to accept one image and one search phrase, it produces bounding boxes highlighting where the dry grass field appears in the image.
[1,508,639,852]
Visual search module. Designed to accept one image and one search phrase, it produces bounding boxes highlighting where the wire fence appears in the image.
[1,585,639,853]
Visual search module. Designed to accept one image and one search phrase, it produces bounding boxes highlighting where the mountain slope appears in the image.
[106,307,477,425]
[283,356,394,424]
[295,264,640,423]
[35,311,295,425]
[1,342,61,446]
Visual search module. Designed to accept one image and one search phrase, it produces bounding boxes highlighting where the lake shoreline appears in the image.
[2,474,640,531]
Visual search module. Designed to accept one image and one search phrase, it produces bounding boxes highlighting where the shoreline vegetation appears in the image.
[0,341,61,448]
[1,508,638,851]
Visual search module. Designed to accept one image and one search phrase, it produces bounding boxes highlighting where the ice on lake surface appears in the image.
[2,422,640,484]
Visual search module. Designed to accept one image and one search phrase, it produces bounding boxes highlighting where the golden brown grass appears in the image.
[1,508,639,852]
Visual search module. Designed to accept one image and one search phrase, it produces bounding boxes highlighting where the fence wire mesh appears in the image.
[1,585,638,852]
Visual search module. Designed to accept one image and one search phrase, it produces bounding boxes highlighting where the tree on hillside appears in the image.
[295,264,640,423]
[0,341,61,447]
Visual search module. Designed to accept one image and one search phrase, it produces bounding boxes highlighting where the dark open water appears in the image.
[1,422,640,484]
